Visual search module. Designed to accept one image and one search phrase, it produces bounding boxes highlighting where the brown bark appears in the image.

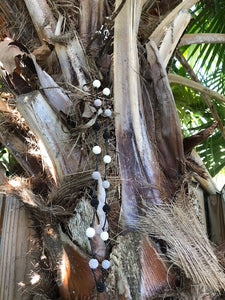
[183,122,218,154]
[146,41,185,182]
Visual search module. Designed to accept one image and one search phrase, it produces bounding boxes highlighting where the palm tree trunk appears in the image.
[0,0,224,299]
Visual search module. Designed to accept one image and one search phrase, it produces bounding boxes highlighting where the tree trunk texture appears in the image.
[0,0,224,299]
[112,1,186,297]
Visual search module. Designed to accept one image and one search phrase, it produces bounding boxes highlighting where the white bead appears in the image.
[93,80,101,88]
[92,145,101,154]
[102,180,110,189]
[103,87,110,96]
[86,227,96,238]
[104,109,112,117]
[100,231,109,241]
[89,258,99,269]
[98,194,105,202]
[102,259,111,270]
[103,155,111,164]
[94,99,102,107]
[92,171,101,180]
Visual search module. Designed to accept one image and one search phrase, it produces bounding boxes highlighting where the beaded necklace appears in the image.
[85,27,112,293]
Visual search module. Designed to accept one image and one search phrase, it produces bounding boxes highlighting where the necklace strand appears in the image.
[85,26,111,293]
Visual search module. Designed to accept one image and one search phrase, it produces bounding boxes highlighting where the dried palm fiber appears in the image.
[153,285,219,300]
[137,201,225,293]
[0,0,39,50]
[148,281,216,300]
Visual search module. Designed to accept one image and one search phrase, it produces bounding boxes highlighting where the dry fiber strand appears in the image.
[138,203,225,293]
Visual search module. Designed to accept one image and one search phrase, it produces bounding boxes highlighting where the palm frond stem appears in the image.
[179,33,225,47]
[169,73,225,104]
[176,50,225,140]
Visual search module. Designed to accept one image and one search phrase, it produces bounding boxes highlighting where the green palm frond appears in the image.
[184,0,225,79]
[196,131,225,176]
[172,80,225,176]
[171,0,225,176]
[205,70,225,94]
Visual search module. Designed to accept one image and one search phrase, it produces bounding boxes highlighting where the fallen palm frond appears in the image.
[137,202,225,293]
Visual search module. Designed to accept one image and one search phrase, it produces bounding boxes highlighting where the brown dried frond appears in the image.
[0,176,70,222]
[139,8,162,42]
[186,157,208,179]
[138,201,225,293]
[0,103,31,138]
[47,171,92,210]
[49,163,119,209]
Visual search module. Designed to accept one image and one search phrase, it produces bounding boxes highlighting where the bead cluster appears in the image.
[86,79,112,293]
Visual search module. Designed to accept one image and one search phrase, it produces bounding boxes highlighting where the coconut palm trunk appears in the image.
[0,0,225,299]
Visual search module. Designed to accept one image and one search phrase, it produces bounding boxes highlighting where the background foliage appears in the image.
[171,0,225,178]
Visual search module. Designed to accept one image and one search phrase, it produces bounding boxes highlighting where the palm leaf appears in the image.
[171,80,225,176]
[184,0,225,77]
[196,131,225,176]
[171,1,225,176]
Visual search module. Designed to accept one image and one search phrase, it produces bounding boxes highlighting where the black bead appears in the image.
[103,204,110,213]
[93,122,101,131]
[103,130,110,140]
[97,282,105,293]
[91,197,99,208]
